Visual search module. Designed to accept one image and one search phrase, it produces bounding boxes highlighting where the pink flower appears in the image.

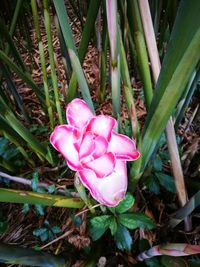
[50,98,140,206]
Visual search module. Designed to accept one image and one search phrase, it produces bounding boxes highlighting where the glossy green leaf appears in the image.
[145,175,160,195]
[114,224,132,251]
[109,192,135,214]
[109,217,118,236]
[90,215,112,229]
[156,173,176,193]
[119,213,155,230]
[89,225,108,241]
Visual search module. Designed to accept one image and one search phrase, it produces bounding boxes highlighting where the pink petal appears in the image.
[93,136,108,159]
[86,115,116,141]
[50,125,81,171]
[108,132,140,160]
[66,98,94,129]
[82,152,115,178]
[78,161,127,206]
[79,132,95,160]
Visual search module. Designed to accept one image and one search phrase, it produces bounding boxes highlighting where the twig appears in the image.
[40,229,73,249]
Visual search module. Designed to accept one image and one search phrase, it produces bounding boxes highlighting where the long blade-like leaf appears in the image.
[0,243,67,267]
[0,188,84,208]
[142,0,200,168]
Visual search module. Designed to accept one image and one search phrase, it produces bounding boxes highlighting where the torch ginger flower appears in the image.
[50,98,140,206]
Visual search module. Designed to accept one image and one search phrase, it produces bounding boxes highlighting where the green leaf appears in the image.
[114,224,132,251]
[68,49,95,113]
[161,256,188,267]
[118,213,156,229]
[90,215,112,229]
[31,172,39,191]
[51,226,61,234]
[141,0,200,169]
[108,192,135,214]
[0,220,7,234]
[89,225,107,241]
[35,204,45,216]
[22,203,30,214]
[40,231,49,242]
[156,173,176,193]
[33,227,47,237]
[153,155,162,171]
[48,185,56,194]
[146,258,163,267]
[145,175,160,195]
[109,217,118,235]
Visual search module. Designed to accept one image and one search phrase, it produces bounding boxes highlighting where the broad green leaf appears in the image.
[145,175,160,195]
[156,173,176,193]
[142,0,200,168]
[90,215,112,229]
[108,192,135,214]
[153,155,162,172]
[109,217,118,236]
[119,213,155,229]
[89,225,107,241]
[114,224,132,251]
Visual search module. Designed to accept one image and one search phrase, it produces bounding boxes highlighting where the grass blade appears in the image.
[0,243,67,267]
[43,0,63,124]
[0,188,84,208]
[31,0,54,129]
[0,50,46,106]
[68,49,95,113]
[54,0,101,101]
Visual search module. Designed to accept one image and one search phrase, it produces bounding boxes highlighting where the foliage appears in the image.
[0,0,199,265]
[89,193,155,250]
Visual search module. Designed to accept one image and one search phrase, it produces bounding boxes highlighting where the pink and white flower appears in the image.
[50,98,140,206]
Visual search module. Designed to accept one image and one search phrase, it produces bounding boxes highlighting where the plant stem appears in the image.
[31,0,54,129]
[43,0,63,124]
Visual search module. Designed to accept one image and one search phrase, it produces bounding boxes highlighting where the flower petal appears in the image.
[86,115,116,141]
[79,132,95,160]
[50,125,81,170]
[93,136,108,159]
[78,161,127,206]
[82,152,115,178]
[66,98,94,129]
[108,132,140,160]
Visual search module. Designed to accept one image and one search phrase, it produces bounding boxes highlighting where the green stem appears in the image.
[127,0,153,109]
[31,0,54,129]
[43,0,63,124]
